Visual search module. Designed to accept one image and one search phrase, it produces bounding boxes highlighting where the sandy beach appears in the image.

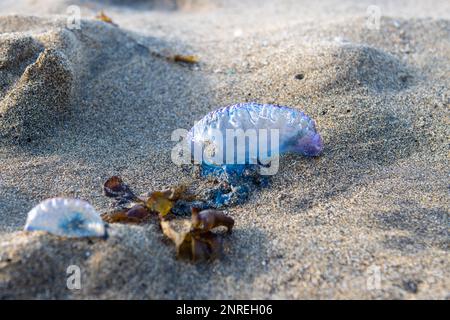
[0,0,449,299]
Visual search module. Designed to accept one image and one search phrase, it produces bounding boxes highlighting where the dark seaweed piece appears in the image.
[100,176,235,262]
[160,208,234,261]
[191,208,234,233]
[95,11,118,26]
[145,184,199,217]
[191,232,222,262]
[160,184,197,201]
[160,219,192,258]
[101,208,130,223]
[101,205,150,224]
[146,191,174,217]
[172,55,198,64]
[127,205,150,220]
[103,176,137,205]
[161,220,222,261]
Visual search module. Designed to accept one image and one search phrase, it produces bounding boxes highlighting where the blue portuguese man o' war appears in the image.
[186,103,324,207]
[188,103,323,162]
[24,198,106,238]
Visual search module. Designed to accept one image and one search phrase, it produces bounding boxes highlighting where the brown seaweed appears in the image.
[101,205,150,223]
[191,208,234,233]
[172,55,199,64]
[101,176,234,262]
[103,176,137,202]
[95,11,118,26]
[146,191,174,217]
[160,208,233,261]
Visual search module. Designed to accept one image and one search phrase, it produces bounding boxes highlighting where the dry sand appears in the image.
[0,0,449,299]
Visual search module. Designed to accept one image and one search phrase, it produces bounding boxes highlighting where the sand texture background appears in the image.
[0,0,449,299]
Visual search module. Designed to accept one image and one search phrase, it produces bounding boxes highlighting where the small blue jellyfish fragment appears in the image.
[212,184,250,207]
[24,198,106,238]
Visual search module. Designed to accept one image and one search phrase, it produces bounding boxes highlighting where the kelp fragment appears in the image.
[103,175,138,205]
[160,219,191,254]
[101,205,150,224]
[146,191,174,217]
[127,205,150,219]
[159,184,196,201]
[102,177,191,221]
[144,184,197,216]
[101,208,129,223]
[172,54,199,64]
[103,175,134,198]
[191,208,234,233]
[191,231,221,261]
[161,220,222,261]
[95,11,117,26]
[100,176,234,262]
[161,208,234,261]
[102,176,150,223]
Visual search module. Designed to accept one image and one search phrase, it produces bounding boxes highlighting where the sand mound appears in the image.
[234,37,416,102]
[0,38,75,143]
[0,16,149,144]
[0,224,178,299]
[296,43,413,93]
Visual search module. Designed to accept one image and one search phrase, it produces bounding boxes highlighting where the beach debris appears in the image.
[161,208,234,261]
[24,198,106,238]
[191,208,234,233]
[159,184,194,201]
[146,50,199,66]
[101,208,131,223]
[101,205,150,223]
[103,175,138,205]
[100,176,235,261]
[146,191,174,217]
[142,44,199,66]
[146,184,198,216]
[102,177,197,222]
[95,11,117,26]
[161,220,221,261]
[171,54,199,64]
[102,176,149,223]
